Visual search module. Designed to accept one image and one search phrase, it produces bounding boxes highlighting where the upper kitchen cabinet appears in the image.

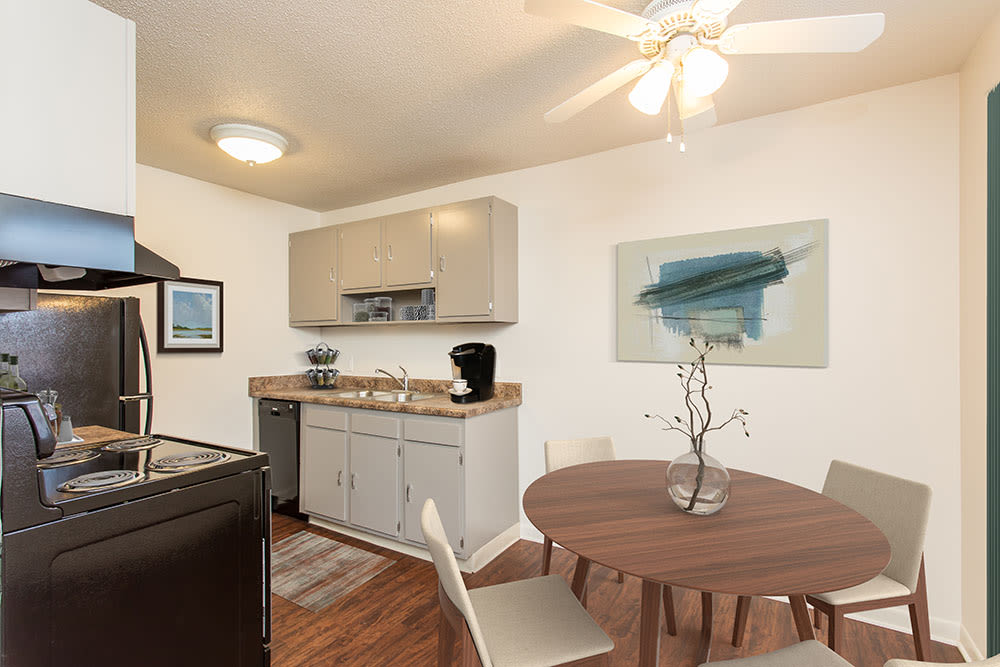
[289,226,338,325]
[339,211,434,292]
[384,209,433,288]
[339,218,382,291]
[435,197,517,323]
[0,0,136,217]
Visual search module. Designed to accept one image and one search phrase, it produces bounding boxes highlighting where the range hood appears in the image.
[0,192,179,290]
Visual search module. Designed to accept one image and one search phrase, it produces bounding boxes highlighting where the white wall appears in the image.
[108,165,321,448]
[317,76,963,639]
[958,10,1000,658]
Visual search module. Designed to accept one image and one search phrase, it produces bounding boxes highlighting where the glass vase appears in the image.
[666,443,730,516]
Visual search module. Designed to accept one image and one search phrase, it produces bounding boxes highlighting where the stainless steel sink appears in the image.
[335,390,391,399]
[372,391,436,403]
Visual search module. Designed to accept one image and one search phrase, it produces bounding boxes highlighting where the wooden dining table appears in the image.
[522,460,891,665]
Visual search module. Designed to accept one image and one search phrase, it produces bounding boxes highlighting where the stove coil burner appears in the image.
[37,449,101,468]
[58,470,145,493]
[147,450,230,473]
[102,437,162,452]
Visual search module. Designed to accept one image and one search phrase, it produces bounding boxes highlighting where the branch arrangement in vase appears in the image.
[645,338,750,512]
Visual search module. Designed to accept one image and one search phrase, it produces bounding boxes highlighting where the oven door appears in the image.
[2,469,268,667]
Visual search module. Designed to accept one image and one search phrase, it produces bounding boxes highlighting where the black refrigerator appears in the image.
[0,293,152,434]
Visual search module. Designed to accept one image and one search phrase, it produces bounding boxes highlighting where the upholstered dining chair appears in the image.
[732,460,933,660]
[698,640,852,666]
[421,498,614,667]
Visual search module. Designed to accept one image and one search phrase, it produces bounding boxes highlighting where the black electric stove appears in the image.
[1,390,272,667]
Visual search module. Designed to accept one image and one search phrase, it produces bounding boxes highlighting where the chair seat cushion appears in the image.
[809,574,911,606]
[700,640,853,667]
[468,574,614,667]
[886,658,1000,667]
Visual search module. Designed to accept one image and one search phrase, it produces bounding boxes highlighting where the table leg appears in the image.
[732,595,751,647]
[697,591,714,664]
[639,580,662,667]
[570,557,592,608]
[788,595,816,641]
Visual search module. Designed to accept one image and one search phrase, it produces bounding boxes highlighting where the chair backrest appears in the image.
[822,460,932,593]
[421,499,493,667]
[544,436,617,473]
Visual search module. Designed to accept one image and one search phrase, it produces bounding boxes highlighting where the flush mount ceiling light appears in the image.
[209,123,288,166]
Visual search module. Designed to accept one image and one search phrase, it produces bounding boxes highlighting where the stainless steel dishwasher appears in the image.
[257,399,303,518]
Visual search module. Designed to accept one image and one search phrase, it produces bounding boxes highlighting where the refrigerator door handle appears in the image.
[138,316,154,435]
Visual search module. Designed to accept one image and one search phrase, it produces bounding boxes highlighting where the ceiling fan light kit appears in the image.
[209,123,288,166]
[525,0,886,150]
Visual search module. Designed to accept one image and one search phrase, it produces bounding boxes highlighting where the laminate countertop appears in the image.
[248,374,521,419]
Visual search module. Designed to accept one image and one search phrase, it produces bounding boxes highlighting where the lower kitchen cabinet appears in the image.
[349,433,399,536]
[298,403,517,558]
[403,440,462,552]
[300,409,348,521]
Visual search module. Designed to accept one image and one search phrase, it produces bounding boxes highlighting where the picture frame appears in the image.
[157,277,224,353]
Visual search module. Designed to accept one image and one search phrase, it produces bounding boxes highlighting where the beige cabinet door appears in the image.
[300,423,348,521]
[436,200,491,318]
[403,440,463,553]
[339,219,382,290]
[349,433,399,536]
[384,209,433,287]
[289,226,338,323]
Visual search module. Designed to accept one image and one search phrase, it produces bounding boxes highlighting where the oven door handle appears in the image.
[119,394,153,402]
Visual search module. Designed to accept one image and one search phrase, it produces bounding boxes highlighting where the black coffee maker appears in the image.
[448,343,495,404]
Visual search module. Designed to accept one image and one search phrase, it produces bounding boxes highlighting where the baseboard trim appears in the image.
[959,624,985,661]
[307,516,519,573]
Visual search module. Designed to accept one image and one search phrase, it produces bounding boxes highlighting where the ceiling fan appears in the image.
[525,0,885,134]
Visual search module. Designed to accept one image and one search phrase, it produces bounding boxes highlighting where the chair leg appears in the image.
[732,595,751,647]
[618,570,625,584]
[662,585,677,636]
[813,606,822,629]
[437,609,457,667]
[541,536,553,576]
[908,558,931,661]
[827,608,845,654]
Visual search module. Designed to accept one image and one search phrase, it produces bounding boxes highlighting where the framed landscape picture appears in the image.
[157,278,224,353]
[617,219,828,367]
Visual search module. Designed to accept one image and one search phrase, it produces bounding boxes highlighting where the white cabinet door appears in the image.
[300,423,348,521]
[435,200,492,318]
[404,441,463,553]
[349,434,399,536]
[0,0,135,216]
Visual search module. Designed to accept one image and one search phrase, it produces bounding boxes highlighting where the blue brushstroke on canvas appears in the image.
[656,252,766,339]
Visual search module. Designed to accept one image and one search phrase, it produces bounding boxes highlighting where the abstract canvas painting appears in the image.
[617,219,827,367]
[157,278,224,353]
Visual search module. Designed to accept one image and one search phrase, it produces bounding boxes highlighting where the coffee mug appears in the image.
[452,379,468,392]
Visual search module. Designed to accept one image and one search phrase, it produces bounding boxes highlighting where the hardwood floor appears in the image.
[270,514,964,666]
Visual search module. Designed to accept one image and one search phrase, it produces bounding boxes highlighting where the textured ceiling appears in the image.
[93,0,1000,212]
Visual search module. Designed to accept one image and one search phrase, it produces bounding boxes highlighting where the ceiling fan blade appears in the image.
[718,13,885,55]
[524,0,656,40]
[545,59,652,123]
[692,0,743,24]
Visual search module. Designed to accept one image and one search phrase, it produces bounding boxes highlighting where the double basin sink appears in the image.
[334,389,436,403]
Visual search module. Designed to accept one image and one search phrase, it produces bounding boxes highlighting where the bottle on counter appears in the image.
[0,352,10,385]
[1,354,27,390]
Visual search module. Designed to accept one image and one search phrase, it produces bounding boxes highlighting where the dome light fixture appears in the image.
[209,123,288,166]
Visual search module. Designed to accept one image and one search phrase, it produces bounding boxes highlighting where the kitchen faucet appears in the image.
[375,366,409,391]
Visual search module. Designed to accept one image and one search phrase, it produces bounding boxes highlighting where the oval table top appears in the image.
[522,460,891,597]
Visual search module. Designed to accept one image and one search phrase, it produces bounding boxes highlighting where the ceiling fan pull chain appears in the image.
[666,92,673,144]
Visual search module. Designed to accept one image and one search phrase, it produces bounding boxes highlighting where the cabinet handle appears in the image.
[439,255,446,271]
[388,244,393,261]
[329,268,335,282]
[373,246,379,262]
[351,472,357,490]
[405,483,412,503]
[337,470,343,486]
